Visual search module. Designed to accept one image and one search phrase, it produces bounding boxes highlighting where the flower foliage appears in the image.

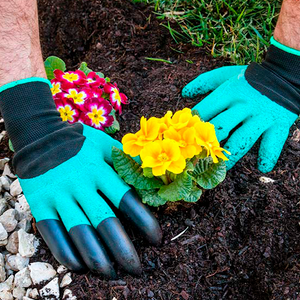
[45,56,128,133]
[112,108,230,207]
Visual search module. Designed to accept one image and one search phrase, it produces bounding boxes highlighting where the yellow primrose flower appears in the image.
[62,72,79,83]
[58,105,76,122]
[169,108,193,130]
[140,139,186,176]
[66,89,87,105]
[194,122,230,163]
[51,82,61,96]
[122,116,160,157]
[164,126,202,159]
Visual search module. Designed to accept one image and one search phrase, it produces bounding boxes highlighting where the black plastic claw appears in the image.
[97,217,142,276]
[69,224,116,279]
[37,219,86,272]
[119,189,163,246]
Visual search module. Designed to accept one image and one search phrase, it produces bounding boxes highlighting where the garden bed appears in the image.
[10,0,300,299]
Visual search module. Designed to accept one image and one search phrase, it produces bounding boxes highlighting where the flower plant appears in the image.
[44,56,128,134]
[112,108,230,207]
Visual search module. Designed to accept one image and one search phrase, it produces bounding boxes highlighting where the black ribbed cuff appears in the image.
[245,45,300,115]
[0,80,85,179]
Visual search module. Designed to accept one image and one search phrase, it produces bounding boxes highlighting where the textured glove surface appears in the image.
[182,66,298,173]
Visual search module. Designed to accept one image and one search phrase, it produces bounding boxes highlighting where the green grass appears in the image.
[134,0,281,64]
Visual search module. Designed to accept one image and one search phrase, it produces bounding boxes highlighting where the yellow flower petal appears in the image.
[167,155,186,174]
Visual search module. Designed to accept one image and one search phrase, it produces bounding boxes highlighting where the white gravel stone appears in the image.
[0,176,12,191]
[57,264,68,274]
[12,286,25,300]
[0,158,9,171]
[0,238,7,246]
[10,179,22,197]
[18,229,38,257]
[6,254,29,271]
[0,291,13,300]
[2,164,16,179]
[6,231,18,254]
[25,288,39,299]
[0,253,6,282]
[23,297,34,300]
[3,192,12,201]
[0,274,13,291]
[259,176,275,184]
[29,262,56,284]
[63,289,77,300]
[0,222,8,241]
[0,209,17,232]
[14,267,32,288]
[60,272,72,288]
[39,277,60,299]
[0,198,8,215]
[15,195,32,221]
[16,219,31,232]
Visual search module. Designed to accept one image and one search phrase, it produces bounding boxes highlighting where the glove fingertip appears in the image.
[257,157,276,174]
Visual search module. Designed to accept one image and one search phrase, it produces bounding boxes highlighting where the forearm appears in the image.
[274,0,300,50]
[0,0,46,86]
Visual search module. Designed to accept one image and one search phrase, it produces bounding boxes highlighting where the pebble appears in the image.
[23,297,34,300]
[0,198,8,215]
[63,289,77,300]
[0,291,13,300]
[6,231,18,254]
[259,176,275,184]
[6,254,29,271]
[29,262,56,284]
[2,164,16,179]
[39,277,60,299]
[16,219,31,232]
[0,209,17,232]
[0,274,14,291]
[25,288,39,299]
[18,229,38,258]
[0,253,6,282]
[10,179,22,197]
[0,222,8,241]
[60,272,72,287]
[57,264,68,274]
[0,176,11,191]
[15,195,32,221]
[14,267,32,288]
[0,158,9,171]
[0,238,8,246]
[12,286,25,300]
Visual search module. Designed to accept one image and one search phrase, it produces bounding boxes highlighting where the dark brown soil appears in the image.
[14,0,300,299]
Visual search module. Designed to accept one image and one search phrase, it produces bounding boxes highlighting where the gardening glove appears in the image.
[0,78,162,278]
[182,37,299,173]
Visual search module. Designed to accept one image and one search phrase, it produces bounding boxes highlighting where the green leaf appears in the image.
[158,163,194,202]
[112,147,163,190]
[104,109,120,135]
[190,157,226,189]
[78,62,93,76]
[8,139,14,152]
[184,186,202,202]
[137,189,167,207]
[143,168,154,178]
[44,56,66,80]
[96,72,105,78]
[105,77,111,83]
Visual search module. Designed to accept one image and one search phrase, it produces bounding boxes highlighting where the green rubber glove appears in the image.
[0,78,162,278]
[182,40,300,173]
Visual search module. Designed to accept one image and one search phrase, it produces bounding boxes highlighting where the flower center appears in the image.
[87,108,105,126]
[62,73,79,82]
[158,153,169,162]
[179,140,187,147]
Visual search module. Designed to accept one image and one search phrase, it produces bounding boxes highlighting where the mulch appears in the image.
[4,0,299,299]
